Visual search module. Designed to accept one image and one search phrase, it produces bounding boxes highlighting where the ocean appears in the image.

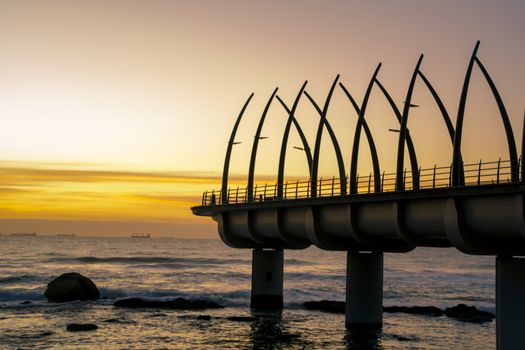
[0,236,495,349]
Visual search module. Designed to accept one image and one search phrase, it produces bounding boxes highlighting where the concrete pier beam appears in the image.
[251,249,284,310]
[346,252,383,328]
[496,256,525,350]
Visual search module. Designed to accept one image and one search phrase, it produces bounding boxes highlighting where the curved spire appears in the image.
[522,109,525,182]
[275,81,311,198]
[453,41,480,186]
[221,93,254,203]
[339,82,381,192]
[474,56,519,182]
[417,71,455,141]
[374,79,419,190]
[305,75,343,197]
[396,54,424,191]
[247,88,278,201]
[350,64,381,194]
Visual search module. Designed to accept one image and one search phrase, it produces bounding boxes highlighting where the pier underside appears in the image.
[194,184,525,255]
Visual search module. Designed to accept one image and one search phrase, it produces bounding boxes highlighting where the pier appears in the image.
[192,42,525,349]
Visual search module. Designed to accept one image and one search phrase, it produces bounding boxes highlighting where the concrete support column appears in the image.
[346,251,383,328]
[251,249,283,310]
[496,256,525,350]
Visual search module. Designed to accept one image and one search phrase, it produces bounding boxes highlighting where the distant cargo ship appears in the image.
[11,232,37,236]
[131,233,151,238]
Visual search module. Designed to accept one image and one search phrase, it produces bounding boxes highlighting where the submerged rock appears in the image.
[383,306,444,317]
[227,316,255,322]
[303,300,345,314]
[45,273,100,302]
[113,297,223,310]
[444,304,494,323]
[66,323,98,332]
[197,315,211,320]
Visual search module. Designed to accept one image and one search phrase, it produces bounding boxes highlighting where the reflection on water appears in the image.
[343,328,383,350]
[249,310,306,349]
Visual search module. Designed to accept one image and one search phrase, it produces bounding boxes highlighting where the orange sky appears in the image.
[0,1,524,237]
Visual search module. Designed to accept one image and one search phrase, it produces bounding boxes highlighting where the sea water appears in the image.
[0,236,495,349]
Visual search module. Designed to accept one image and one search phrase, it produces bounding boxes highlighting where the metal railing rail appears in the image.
[202,158,522,206]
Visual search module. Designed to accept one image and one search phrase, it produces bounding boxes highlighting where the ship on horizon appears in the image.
[131,233,151,238]
[11,232,37,236]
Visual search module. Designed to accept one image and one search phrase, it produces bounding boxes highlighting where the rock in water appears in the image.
[444,304,495,323]
[113,297,223,310]
[303,300,345,314]
[66,324,98,332]
[44,273,100,302]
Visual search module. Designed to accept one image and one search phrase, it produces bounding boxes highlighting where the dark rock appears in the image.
[45,273,100,302]
[66,323,98,332]
[113,297,223,310]
[383,306,444,317]
[19,301,32,305]
[227,316,255,322]
[303,300,345,314]
[444,304,495,323]
[197,315,211,321]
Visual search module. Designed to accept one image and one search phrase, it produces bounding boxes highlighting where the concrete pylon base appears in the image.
[346,251,383,328]
[250,249,284,310]
[496,256,525,350]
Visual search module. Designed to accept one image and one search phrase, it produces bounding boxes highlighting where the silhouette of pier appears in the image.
[192,42,525,349]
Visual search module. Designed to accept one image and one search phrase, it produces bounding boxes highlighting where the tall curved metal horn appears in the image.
[396,54,424,191]
[522,109,525,182]
[247,87,278,201]
[305,75,343,197]
[418,70,465,184]
[339,82,381,192]
[374,79,419,190]
[453,41,480,186]
[474,56,519,182]
[221,93,254,203]
[275,81,311,198]
[417,71,455,141]
[350,64,381,194]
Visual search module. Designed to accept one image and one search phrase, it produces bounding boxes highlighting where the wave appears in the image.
[0,275,39,284]
[51,256,251,266]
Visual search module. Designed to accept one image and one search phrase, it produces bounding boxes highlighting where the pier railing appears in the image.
[202,158,522,206]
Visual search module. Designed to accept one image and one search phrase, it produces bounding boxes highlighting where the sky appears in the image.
[0,0,524,237]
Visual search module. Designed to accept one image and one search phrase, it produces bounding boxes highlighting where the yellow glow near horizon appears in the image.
[0,1,524,236]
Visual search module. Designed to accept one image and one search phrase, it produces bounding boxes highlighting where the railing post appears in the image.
[497,157,501,184]
[211,190,216,205]
[331,176,335,196]
[235,187,239,203]
[449,163,452,187]
[307,180,310,198]
[264,184,267,201]
[319,177,323,197]
[478,160,482,185]
[254,185,258,203]
[274,183,277,198]
[433,164,436,189]
[356,174,359,194]
[403,169,407,191]
[284,181,288,199]
[368,173,371,194]
[381,171,385,192]
[203,190,207,205]
[227,188,231,204]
